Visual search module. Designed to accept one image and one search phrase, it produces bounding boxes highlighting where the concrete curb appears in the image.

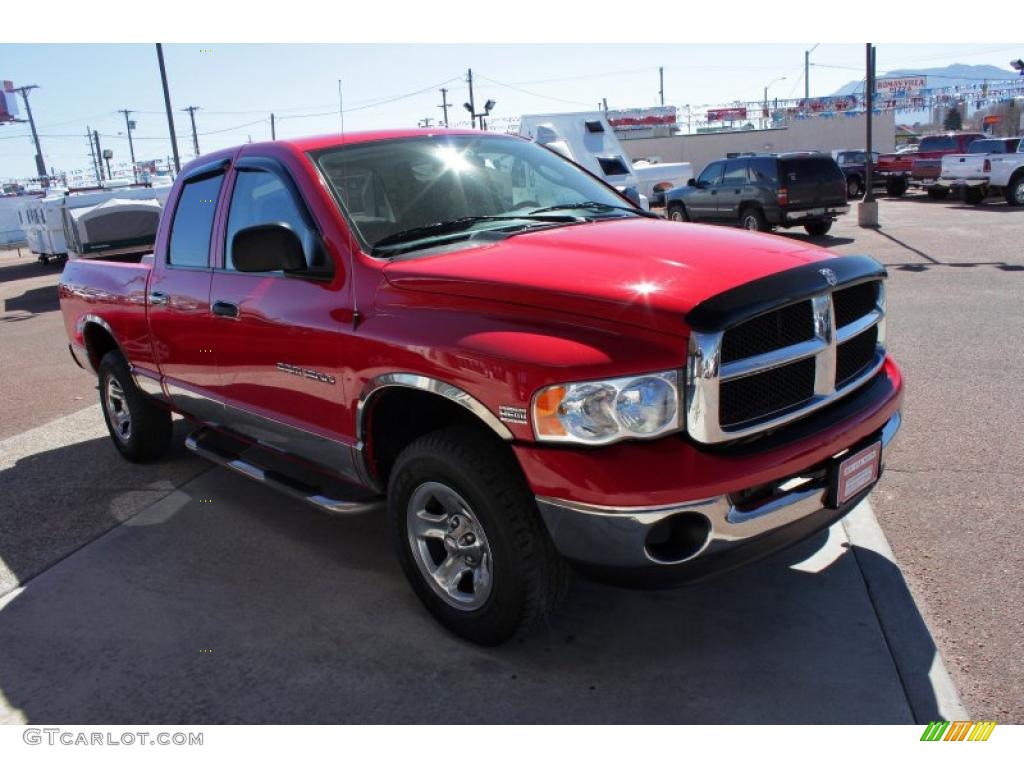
[843,501,968,722]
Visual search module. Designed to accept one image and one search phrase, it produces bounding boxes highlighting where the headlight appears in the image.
[532,371,681,445]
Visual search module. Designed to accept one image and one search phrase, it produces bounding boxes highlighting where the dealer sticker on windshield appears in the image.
[829,441,882,507]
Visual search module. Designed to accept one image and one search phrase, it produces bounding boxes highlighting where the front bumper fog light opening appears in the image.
[644,512,713,564]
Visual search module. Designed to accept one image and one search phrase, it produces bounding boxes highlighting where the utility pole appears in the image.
[93,130,105,181]
[438,87,451,127]
[13,85,47,184]
[602,97,609,112]
[659,67,665,106]
[466,68,477,129]
[86,125,100,183]
[155,44,181,174]
[182,106,200,157]
[119,109,138,183]
[270,113,276,140]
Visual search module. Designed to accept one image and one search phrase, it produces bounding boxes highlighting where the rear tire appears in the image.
[387,426,568,645]
[964,186,985,205]
[667,202,689,222]
[803,220,833,236]
[927,187,949,200]
[739,207,768,232]
[886,177,907,197]
[1005,176,1024,207]
[98,350,172,463]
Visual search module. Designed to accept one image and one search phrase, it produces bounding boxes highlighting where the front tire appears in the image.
[739,207,768,232]
[846,176,863,199]
[1005,176,1024,206]
[387,426,568,645]
[98,350,172,463]
[804,219,833,236]
[667,202,689,222]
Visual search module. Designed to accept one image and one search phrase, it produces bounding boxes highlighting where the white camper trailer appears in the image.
[518,112,650,209]
[19,184,171,264]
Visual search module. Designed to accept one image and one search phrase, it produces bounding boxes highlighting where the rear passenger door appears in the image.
[148,160,227,424]
[718,159,751,220]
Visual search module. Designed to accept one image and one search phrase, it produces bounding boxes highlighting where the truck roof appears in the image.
[271,128,494,153]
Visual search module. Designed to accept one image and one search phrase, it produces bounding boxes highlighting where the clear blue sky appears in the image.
[1,43,1021,178]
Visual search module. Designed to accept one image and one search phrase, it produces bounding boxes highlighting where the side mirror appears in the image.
[231,224,307,273]
[687,178,697,187]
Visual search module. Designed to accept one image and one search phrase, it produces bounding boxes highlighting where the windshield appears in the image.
[313,134,635,255]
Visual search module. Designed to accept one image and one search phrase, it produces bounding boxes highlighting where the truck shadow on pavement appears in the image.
[0,429,950,724]
[2,285,60,316]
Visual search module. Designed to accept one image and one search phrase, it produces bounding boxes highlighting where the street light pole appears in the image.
[804,43,819,101]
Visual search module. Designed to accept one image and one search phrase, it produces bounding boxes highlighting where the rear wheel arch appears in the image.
[81,317,123,374]
[358,376,515,487]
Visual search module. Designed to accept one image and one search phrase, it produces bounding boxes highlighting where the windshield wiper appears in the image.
[371,214,579,253]
[529,201,659,218]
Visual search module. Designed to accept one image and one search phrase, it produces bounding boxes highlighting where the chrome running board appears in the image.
[185,428,384,516]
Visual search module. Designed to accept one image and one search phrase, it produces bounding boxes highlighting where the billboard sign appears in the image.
[876,76,926,95]
[607,106,677,131]
[0,81,19,123]
[707,107,747,122]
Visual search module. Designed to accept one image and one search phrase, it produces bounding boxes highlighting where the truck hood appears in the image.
[382,218,834,336]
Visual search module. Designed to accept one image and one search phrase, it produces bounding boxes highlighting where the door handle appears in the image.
[212,300,239,319]
[149,291,168,306]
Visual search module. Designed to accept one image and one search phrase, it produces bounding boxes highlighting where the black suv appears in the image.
[664,153,849,236]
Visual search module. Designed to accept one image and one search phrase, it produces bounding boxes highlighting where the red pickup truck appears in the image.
[875,132,985,198]
[59,129,903,644]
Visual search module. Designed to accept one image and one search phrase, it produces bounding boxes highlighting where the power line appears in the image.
[473,73,595,108]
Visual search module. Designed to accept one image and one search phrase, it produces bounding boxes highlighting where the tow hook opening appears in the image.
[644,512,712,564]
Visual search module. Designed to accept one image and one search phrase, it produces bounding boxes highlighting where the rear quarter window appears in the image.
[780,157,844,183]
[919,136,957,152]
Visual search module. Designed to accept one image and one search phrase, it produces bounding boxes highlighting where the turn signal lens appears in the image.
[533,385,567,437]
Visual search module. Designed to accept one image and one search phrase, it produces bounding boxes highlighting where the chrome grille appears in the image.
[720,301,815,363]
[686,279,886,443]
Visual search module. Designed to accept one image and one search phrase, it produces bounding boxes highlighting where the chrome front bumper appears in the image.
[536,411,900,581]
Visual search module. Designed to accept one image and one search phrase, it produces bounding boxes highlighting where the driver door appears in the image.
[687,161,724,220]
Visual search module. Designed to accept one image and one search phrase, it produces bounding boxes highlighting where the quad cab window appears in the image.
[168,172,224,268]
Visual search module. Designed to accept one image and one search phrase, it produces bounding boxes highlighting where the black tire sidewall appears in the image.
[98,351,171,463]
[387,431,541,645]
[668,203,687,222]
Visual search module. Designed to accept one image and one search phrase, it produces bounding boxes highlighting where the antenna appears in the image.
[337,77,359,328]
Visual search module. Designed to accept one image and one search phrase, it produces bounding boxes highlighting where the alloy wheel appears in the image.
[406,481,493,611]
[104,375,132,443]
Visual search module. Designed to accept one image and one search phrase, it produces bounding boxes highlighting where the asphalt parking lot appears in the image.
[0,189,1020,723]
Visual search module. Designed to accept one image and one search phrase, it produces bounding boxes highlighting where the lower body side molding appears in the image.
[185,427,385,516]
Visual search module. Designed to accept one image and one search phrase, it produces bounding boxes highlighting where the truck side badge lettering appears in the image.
[276,362,336,385]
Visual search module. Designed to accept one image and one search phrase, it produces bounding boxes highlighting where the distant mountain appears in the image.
[831,63,1019,96]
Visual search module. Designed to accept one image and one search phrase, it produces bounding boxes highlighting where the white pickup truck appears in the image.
[937,136,1022,204]
[988,137,1024,206]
